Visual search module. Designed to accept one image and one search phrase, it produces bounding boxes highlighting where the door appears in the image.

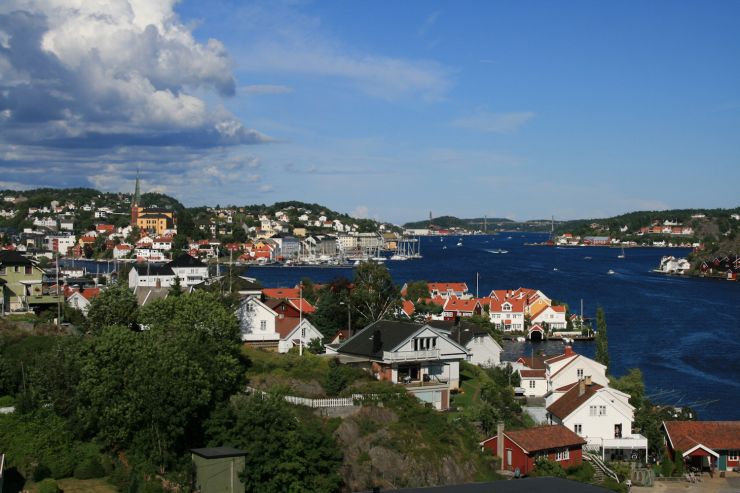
[506,449,513,468]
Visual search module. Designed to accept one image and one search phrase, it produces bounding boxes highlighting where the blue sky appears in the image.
[1,1,738,223]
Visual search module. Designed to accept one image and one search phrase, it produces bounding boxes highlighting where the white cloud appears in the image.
[0,0,267,148]
[452,111,535,134]
[233,4,452,101]
[258,184,274,193]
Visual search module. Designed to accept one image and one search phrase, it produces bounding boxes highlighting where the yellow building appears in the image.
[130,174,176,235]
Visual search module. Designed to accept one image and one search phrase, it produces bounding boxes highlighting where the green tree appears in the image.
[350,261,400,327]
[531,458,566,478]
[206,394,342,493]
[85,281,139,334]
[595,306,609,369]
[610,368,645,409]
[404,280,429,301]
[311,290,347,339]
[169,276,182,297]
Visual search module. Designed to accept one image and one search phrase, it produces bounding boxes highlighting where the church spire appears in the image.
[133,169,141,206]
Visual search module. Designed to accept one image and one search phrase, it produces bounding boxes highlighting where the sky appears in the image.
[0,1,738,224]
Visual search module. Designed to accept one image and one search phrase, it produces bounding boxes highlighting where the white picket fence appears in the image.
[245,386,398,409]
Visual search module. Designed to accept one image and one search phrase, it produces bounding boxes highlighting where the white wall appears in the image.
[548,356,609,391]
[235,298,278,341]
[466,336,502,367]
[522,377,548,397]
[558,390,634,442]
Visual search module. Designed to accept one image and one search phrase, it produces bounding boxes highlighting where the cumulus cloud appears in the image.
[0,0,267,149]
[452,111,535,134]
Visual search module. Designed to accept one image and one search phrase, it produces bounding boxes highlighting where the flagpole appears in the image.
[299,282,303,356]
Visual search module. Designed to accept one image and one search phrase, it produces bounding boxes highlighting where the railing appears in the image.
[584,434,648,451]
[584,452,620,482]
[382,349,440,361]
[245,386,401,409]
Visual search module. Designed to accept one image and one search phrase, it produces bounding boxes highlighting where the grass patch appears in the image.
[243,346,330,381]
[26,478,116,493]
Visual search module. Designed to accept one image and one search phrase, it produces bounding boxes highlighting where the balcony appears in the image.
[383,349,440,362]
[584,434,648,451]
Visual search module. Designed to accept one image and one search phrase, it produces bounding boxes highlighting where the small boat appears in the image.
[456,241,463,247]
[607,269,615,275]
[442,246,447,250]
[584,256,592,260]
[562,337,573,344]
[618,246,625,259]
[506,236,513,239]
[515,336,526,342]
[440,238,444,242]
[487,249,508,254]
[553,267,559,271]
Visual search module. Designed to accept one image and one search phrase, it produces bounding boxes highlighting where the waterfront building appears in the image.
[546,379,648,462]
[662,421,740,472]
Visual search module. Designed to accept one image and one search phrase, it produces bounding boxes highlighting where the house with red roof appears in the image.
[400,299,416,319]
[235,296,321,353]
[260,287,316,315]
[662,421,740,472]
[531,305,567,330]
[65,287,101,315]
[489,296,526,332]
[442,297,482,321]
[426,282,470,300]
[546,379,648,462]
[544,346,609,394]
[481,424,586,475]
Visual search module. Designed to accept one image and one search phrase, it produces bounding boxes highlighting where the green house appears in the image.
[191,447,246,493]
[0,251,60,313]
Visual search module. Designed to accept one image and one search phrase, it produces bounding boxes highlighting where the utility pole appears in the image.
[56,253,61,330]
[299,282,304,356]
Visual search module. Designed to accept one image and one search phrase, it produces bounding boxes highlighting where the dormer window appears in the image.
[503,302,511,311]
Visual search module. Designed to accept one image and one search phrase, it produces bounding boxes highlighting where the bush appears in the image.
[33,463,52,482]
[74,455,106,479]
[673,450,685,476]
[661,451,674,477]
[531,458,566,478]
[0,394,15,406]
[566,461,595,482]
[37,478,59,493]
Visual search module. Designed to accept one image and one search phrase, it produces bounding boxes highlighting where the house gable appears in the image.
[392,325,468,358]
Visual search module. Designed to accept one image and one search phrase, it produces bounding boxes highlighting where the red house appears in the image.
[481,424,586,475]
[662,421,740,472]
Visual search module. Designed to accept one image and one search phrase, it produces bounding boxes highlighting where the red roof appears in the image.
[80,288,101,300]
[520,369,546,378]
[262,288,301,299]
[664,421,740,452]
[482,425,586,453]
[428,282,468,294]
[288,298,316,314]
[443,298,480,312]
[402,299,415,317]
[547,383,604,420]
[489,297,525,312]
[275,317,301,339]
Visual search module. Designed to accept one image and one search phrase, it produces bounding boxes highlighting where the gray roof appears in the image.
[133,286,171,306]
[191,447,246,459]
[169,254,206,268]
[133,264,174,276]
[337,320,425,359]
[359,477,612,493]
[0,250,33,266]
[426,320,490,347]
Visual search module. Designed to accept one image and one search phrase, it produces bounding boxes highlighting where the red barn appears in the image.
[481,424,586,476]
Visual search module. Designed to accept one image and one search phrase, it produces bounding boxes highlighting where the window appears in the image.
[556,448,570,461]
[589,405,597,416]
[729,450,739,461]
[25,266,33,275]
[0,266,5,275]
[574,424,583,435]
[577,368,584,378]
[599,405,607,416]
[529,380,536,388]
[260,320,267,331]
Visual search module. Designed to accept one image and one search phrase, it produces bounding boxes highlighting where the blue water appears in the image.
[247,233,740,420]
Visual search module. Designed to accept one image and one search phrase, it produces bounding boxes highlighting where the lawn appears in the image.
[450,362,490,416]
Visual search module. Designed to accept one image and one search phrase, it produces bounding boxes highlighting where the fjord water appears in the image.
[252,233,740,419]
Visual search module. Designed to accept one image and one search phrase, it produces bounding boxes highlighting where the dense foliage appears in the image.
[595,307,609,370]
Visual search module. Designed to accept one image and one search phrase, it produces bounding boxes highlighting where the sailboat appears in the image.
[618,246,625,259]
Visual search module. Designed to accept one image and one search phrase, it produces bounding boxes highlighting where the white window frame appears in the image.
[599,405,607,416]
[556,448,570,461]
[577,368,584,378]
[589,405,597,416]
[574,424,582,435]
[260,320,267,331]
[729,450,739,461]
[529,380,536,389]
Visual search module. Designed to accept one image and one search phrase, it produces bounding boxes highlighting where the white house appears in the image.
[544,347,609,394]
[488,297,526,332]
[531,305,568,330]
[128,255,208,289]
[168,254,208,287]
[331,321,469,410]
[547,380,648,462]
[152,237,173,251]
[65,288,100,315]
[519,369,548,397]
[235,296,321,353]
[427,320,502,367]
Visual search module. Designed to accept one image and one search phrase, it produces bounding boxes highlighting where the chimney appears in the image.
[585,375,592,386]
[564,345,574,356]
[497,421,505,470]
[578,379,586,397]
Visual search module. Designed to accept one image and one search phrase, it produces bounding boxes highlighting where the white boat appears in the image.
[607,269,615,275]
[487,249,508,254]
[562,337,573,344]
[584,256,592,260]
[553,267,558,271]
[389,254,408,261]
[618,246,625,259]
[456,241,463,247]
[442,245,447,250]
[515,336,526,342]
